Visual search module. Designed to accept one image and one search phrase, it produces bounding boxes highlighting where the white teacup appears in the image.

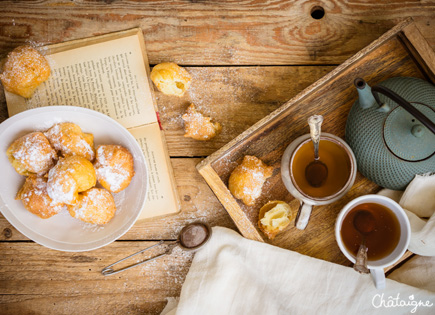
[335,195,411,289]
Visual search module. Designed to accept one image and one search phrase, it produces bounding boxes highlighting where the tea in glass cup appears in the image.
[291,137,352,198]
[281,133,357,230]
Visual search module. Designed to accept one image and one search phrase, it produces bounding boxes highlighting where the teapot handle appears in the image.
[371,85,435,135]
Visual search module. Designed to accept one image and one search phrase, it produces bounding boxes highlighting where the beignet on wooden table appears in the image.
[182,104,222,141]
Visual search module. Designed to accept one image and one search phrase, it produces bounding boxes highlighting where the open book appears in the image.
[3,28,180,220]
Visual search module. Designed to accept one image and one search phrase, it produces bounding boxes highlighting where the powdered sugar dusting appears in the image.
[0,45,51,98]
[94,145,133,193]
[241,169,266,198]
[182,104,221,140]
[81,223,105,232]
[228,155,274,206]
[73,192,92,221]
[69,188,116,225]
[113,189,125,214]
[96,165,129,192]
[10,132,57,174]
[47,164,78,204]
[16,176,65,218]
[44,123,94,160]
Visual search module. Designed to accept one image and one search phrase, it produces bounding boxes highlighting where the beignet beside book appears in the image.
[2,29,180,220]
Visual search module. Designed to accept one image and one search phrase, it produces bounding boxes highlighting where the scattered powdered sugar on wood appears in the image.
[138,244,194,286]
[155,97,184,128]
[25,40,46,49]
[185,68,217,116]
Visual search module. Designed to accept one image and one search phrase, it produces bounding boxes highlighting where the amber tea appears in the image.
[340,202,401,261]
[290,137,351,198]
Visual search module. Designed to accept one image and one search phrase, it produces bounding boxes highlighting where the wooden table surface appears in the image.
[1,1,434,314]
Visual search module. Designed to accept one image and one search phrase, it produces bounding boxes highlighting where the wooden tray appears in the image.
[197,18,435,269]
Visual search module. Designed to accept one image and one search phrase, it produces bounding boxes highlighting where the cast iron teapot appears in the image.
[345,77,435,190]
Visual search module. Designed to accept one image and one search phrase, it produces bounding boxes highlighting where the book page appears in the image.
[129,124,179,219]
[6,34,157,129]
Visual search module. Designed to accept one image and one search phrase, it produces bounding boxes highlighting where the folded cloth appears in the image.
[162,227,434,315]
[388,256,435,292]
[378,173,435,256]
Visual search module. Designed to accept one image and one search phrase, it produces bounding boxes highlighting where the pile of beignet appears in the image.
[8,122,135,224]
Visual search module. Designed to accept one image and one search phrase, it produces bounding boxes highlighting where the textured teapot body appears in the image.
[346,77,435,190]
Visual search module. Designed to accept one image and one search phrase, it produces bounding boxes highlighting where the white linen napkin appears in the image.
[162,227,434,315]
[378,173,435,256]
[162,174,435,314]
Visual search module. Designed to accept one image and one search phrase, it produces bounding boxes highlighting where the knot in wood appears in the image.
[3,228,12,239]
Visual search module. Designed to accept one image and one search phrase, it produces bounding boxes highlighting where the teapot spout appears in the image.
[354,78,376,109]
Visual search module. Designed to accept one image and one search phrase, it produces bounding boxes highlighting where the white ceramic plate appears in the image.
[0,106,148,252]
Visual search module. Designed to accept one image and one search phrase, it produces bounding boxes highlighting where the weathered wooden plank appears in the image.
[0,1,433,66]
[0,241,192,314]
[0,158,236,241]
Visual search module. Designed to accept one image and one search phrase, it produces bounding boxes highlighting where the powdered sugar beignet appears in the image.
[0,45,51,98]
[228,155,274,206]
[47,155,97,205]
[45,122,95,161]
[182,104,222,141]
[7,131,57,176]
[150,62,191,96]
[68,188,116,225]
[94,145,134,193]
[16,175,65,219]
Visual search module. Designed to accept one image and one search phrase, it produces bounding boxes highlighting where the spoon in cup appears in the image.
[305,115,328,187]
[353,210,376,274]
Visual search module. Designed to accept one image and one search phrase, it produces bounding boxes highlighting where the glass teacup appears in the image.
[281,133,357,230]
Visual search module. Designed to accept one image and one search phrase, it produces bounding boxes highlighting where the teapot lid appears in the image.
[383,103,435,161]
